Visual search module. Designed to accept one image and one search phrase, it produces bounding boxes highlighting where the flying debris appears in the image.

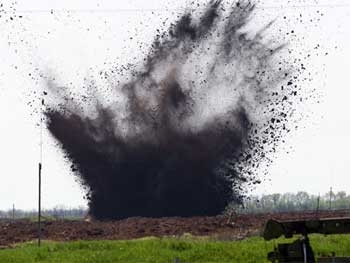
[46,1,301,219]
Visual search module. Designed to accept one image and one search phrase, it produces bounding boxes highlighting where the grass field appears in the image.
[0,234,350,263]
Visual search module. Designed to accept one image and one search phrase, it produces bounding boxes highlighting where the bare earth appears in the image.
[1,210,349,247]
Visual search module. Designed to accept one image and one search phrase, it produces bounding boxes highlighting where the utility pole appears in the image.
[329,186,333,210]
[12,204,15,221]
[38,162,42,246]
[315,193,320,218]
[38,97,44,247]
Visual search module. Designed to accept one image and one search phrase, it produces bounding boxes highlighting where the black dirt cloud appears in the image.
[45,1,298,219]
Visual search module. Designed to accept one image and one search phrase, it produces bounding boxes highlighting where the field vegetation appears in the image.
[0,234,350,263]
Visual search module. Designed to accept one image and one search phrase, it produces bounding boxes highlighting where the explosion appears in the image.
[46,1,297,219]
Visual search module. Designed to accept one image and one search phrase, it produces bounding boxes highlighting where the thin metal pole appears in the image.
[38,98,44,247]
[38,162,42,247]
[315,193,320,219]
[12,204,15,221]
[302,241,307,263]
[329,186,332,210]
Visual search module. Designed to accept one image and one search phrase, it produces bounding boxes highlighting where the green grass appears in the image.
[0,235,350,263]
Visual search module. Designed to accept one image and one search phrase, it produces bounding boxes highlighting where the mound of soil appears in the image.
[1,210,349,247]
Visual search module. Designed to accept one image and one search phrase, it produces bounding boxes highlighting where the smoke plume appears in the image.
[45,1,297,219]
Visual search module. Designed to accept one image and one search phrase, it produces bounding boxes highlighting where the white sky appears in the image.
[0,0,349,210]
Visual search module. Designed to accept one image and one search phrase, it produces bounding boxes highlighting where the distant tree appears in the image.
[230,190,350,214]
[336,191,347,200]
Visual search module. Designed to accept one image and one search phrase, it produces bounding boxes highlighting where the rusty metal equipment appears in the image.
[263,217,350,263]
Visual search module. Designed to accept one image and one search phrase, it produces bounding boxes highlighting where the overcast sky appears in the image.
[0,0,349,210]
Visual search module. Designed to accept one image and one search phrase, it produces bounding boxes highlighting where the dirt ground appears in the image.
[1,210,349,247]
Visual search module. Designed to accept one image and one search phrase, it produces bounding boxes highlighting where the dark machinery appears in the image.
[263,217,350,263]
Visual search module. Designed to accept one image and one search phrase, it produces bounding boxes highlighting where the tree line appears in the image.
[1,191,350,219]
[236,190,350,213]
[0,206,87,220]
